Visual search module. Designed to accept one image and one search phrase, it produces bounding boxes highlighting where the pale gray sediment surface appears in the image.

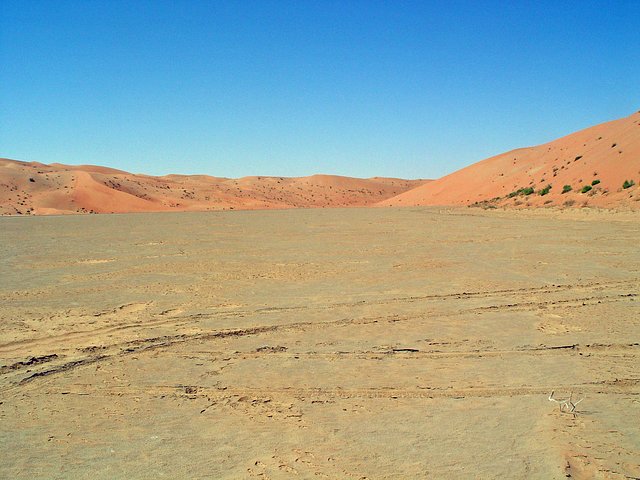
[1,207,639,479]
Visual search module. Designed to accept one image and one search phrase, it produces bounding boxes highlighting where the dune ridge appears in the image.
[381,110,640,210]
[0,159,426,215]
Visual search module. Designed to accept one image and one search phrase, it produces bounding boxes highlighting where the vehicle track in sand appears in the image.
[18,377,640,404]
[1,277,637,376]
[2,297,638,396]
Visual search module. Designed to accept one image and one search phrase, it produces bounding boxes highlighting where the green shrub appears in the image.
[522,187,534,195]
[622,179,635,189]
[581,185,592,193]
[591,179,600,186]
[562,185,572,194]
[509,188,528,197]
[538,184,552,196]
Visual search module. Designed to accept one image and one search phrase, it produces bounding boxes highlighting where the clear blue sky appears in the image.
[1,1,639,179]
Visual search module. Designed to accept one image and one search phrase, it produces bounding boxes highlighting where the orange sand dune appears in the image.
[0,158,425,215]
[3,110,638,215]
[381,111,640,210]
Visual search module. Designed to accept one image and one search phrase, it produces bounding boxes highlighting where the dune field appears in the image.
[2,111,640,217]
[0,158,426,215]
[1,207,638,479]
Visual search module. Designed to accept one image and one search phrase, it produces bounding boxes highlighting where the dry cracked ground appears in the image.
[1,207,639,479]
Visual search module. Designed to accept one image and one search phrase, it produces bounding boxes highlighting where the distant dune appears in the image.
[2,111,639,215]
[381,110,640,210]
[0,159,426,215]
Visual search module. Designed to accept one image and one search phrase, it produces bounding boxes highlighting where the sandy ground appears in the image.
[1,207,639,479]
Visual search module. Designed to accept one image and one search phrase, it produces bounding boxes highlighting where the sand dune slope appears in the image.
[4,110,639,214]
[0,159,425,215]
[381,111,640,209]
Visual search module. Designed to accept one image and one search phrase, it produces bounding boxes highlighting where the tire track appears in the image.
[0,315,193,355]
[4,315,405,387]
[191,342,640,360]
[467,292,637,313]
[177,278,640,319]
[0,314,406,387]
[2,278,638,391]
[6,335,638,395]
[1,278,636,356]
[35,378,640,401]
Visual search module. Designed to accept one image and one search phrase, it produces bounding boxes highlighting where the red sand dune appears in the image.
[0,159,426,215]
[2,110,639,215]
[381,110,640,210]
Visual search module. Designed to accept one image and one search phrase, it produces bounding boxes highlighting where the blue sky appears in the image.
[1,1,639,179]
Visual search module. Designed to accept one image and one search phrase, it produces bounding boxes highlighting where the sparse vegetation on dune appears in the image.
[3,111,640,215]
[538,185,552,196]
[507,186,535,198]
[382,110,640,210]
[0,158,425,215]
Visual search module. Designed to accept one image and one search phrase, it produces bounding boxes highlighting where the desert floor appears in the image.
[1,207,638,479]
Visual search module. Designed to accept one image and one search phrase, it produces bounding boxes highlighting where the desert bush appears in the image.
[562,185,572,194]
[591,179,600,186]
[508,188,530,197]
[538,184,552,196]
[581,185,592,193]
[522,187,534,195]
[622,179,635,189]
